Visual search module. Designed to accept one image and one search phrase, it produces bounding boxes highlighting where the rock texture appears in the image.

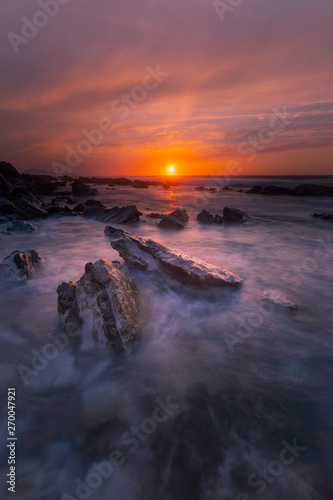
[0,250,44,282]
[57,259,140,352]
[83,205,142,223]
[6,220,37,233]
[106,228,242,287]
[261,291,297,310]
[157,209,189,229]
[71,180,98,196]
[197,207,249,225]
[312,212,333,220]
[197,209,214,224]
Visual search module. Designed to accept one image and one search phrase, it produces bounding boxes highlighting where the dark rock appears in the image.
[57,260,140,351]
[195,186,208,191]
[247,185,263,194]
[0,250,44,282]
[169,209,189,223]
[46,206,72,215]
[133,180,149,189]
[158,217,184,230]
[73,203,86,212]
[112,178,133,186]
[312,212,333,220]
[108,229,242,287]
[222,186,233,191]
[222,207,249,223]
[0,197,16,215]
[97,205,142,224]
[197,209,214,224]
[263,186,293,195]
[6,220,37,233]
[214,215,224,224]
[71,180,98,196]
[85,199,105,207]
[14,198,49,219]
[294,184,333,196]
[147,213,163,219]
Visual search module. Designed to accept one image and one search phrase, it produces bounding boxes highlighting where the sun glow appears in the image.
[167,164,176,174]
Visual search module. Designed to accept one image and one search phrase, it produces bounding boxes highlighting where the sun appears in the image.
[167,164,176,174]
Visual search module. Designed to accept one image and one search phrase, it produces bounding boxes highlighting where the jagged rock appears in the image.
[312,212,333,220]
[133,180,149,189]
[107,228,242,287]
[71,180,98,196]
[57,260,140,352]
[0,250,44,282]
[247,185,263,195]
[84,205,142,224]
[73,203,86,212]
[261,291,297,310]
[214,215,224,224]
[222,207,249,223]
[147,213,163,219]
[14,198,48,219]
[158,217,184,230]
[197,209,214,224]
[6,220,37,233]
[169,209,189,223]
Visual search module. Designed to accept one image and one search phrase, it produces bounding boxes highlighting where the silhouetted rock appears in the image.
[214,215,224,224]
[85,199,105,207]
[84,205,142,223]
[158,217,184,230]
[312,212,333,220]
[195,186,208,191]
[169,209,189,223]
[262,185,293,195]
[71,180,98,196]
[0,250,44,282]
[247,185,263,194]
[222,207,249,223]
[108,228,242,287]
[57,259,140,352]
[294,184,333,196]
[133,180,150,189]
[73,203,86,212]
[0,198,16,216]
[197,209,214,224]
[222,186,233,191]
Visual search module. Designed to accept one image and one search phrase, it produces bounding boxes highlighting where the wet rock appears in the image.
[14,198,49,219]
[197,209,214,224]
[97,205,142,223]
[6,219,37,233]
[57,260,140,352]
[222,207,249,223]
[158,217,184,230]
[71,180,98,196]
[312,212,333,220]
[73,203,86,212]
[0,250,44,282]
[0,197,16,216]
[169,209,189,223]
[108,229,242,287]
[261,291,297,310]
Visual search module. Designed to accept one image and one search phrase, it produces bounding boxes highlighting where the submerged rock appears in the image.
[261,291,297,310]
[107,228,242,287]
[197,209,214,224]
[312,212,333,220]
[0,250,44,282]
[6,219,37,233]
[57,259,140,352]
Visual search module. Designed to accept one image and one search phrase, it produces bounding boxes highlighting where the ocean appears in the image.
[0,175,332,500]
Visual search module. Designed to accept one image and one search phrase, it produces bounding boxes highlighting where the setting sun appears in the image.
[167,164,176,174]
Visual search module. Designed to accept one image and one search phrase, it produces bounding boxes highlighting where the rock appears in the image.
[294,184,333,196]
[312,212,333,220]
[46,206,72,215]
[147,213,163,219]
[262,186,293,195]
[222,207,249,223]
[112,177,133,186]
[94,205,142,224]
[108,229,242,287]
[158,217,184,230]
[222,186,233,191]
[197,209,214,224]
[73,203,86,212]
[209,188,217,192]
[71,180,98,196]
[214,215,224,224]
[104,226,125,239]
[14,198,49,219]
[57,260,140,352]
[133,180,149,189]
[0,197,16,216]
[195,186,208,191]
[85,199,105,207]
[247,185,263,194]
[169,209,189,223]
[0,250,44,282]
[6,220,37,233]
[261,291,297,310]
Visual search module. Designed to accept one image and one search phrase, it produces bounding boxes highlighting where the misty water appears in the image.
[0,176,332,500]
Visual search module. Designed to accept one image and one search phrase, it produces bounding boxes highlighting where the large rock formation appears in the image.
[83,205,142,223]
[57,259,140,352]
[71,179,98,196]
[0,250,44,282]
[6,219,37,233]
[105,227,242,287]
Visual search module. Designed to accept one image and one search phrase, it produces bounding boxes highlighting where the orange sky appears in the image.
[1,0,333,176]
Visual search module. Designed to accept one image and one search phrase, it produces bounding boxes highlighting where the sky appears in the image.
[0,0,332,177]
